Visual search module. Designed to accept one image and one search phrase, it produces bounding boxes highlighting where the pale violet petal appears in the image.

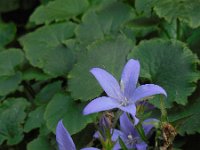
[56,120,76,150]
[120,59,140,99]
[83,96,119,115]
[131,84,167,102]
[90,68,123,100]
[134,116,139,126]
[113,142,122,150]
[136,142,148,150]
[81,148,100,150]
[111,129,125,141]
[119,104,139,125]
[93,131,100,139]
[119,113,134,136]
[93,130,107,141]
[112,133,128,150]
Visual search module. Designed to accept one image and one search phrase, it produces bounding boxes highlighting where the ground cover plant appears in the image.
[0,0,200,149]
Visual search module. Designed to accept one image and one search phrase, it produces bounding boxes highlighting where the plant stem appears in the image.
[160,96,168,122]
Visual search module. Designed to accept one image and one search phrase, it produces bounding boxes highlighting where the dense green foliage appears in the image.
[0,0,200,149]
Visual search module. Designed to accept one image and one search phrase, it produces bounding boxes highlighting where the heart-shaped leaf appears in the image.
[19,22,76,77]
[128,39,199,107]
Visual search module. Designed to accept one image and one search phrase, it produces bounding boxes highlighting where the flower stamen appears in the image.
[120,98,129,106]
[126,134,138,145]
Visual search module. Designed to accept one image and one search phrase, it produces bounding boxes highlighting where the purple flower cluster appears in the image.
[56,59,167,150]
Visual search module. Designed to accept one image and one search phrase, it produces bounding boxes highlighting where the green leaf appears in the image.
[88,0,117,7]
[19,22,76,77]
[0,72,22,96]
[30,0,89,25]
[153,0,200,28]
[0,98,30,145]
[68,35,133,101]
[24,105,46,132]
[128,39,199,107]
[35,81,62,105]
[22,68,51,81]
[44,93,96,134]
[169,98,200,135]
[27,136,54,150]
[76,1,135,44]
[135,0,155,16]
[0,48,24,76]
[76,11,104,44]
[0,22,16,46]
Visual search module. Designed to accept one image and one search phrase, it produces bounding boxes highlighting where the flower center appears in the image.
[126,134,138,145]
[120,97,129,106]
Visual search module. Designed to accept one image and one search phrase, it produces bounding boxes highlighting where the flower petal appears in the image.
[119,113,134,136]
[112,131,128,150]
[111,129,125,141]
[120,59,140,99]
[90,68,123,100]
[83,96,119,115]
[93,131,101,139]
[136,142,147,150]
[56,120,76,150]
[131,84,167,102]
[81,148,100,150]
[113,142,122,150]
[119,104,139,125]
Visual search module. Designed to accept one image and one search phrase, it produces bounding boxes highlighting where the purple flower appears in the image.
[56,120,99,150]
[112,113,158,150]
[83,59,167,124]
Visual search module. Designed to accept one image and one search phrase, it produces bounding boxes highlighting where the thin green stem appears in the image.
[135,122,148,143]
[126,113,148,143]
[160,95,168,122]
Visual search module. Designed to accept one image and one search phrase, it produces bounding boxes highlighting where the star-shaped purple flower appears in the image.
[56,120,99,150]
[83,59,167,124]
[112,113,158,150]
